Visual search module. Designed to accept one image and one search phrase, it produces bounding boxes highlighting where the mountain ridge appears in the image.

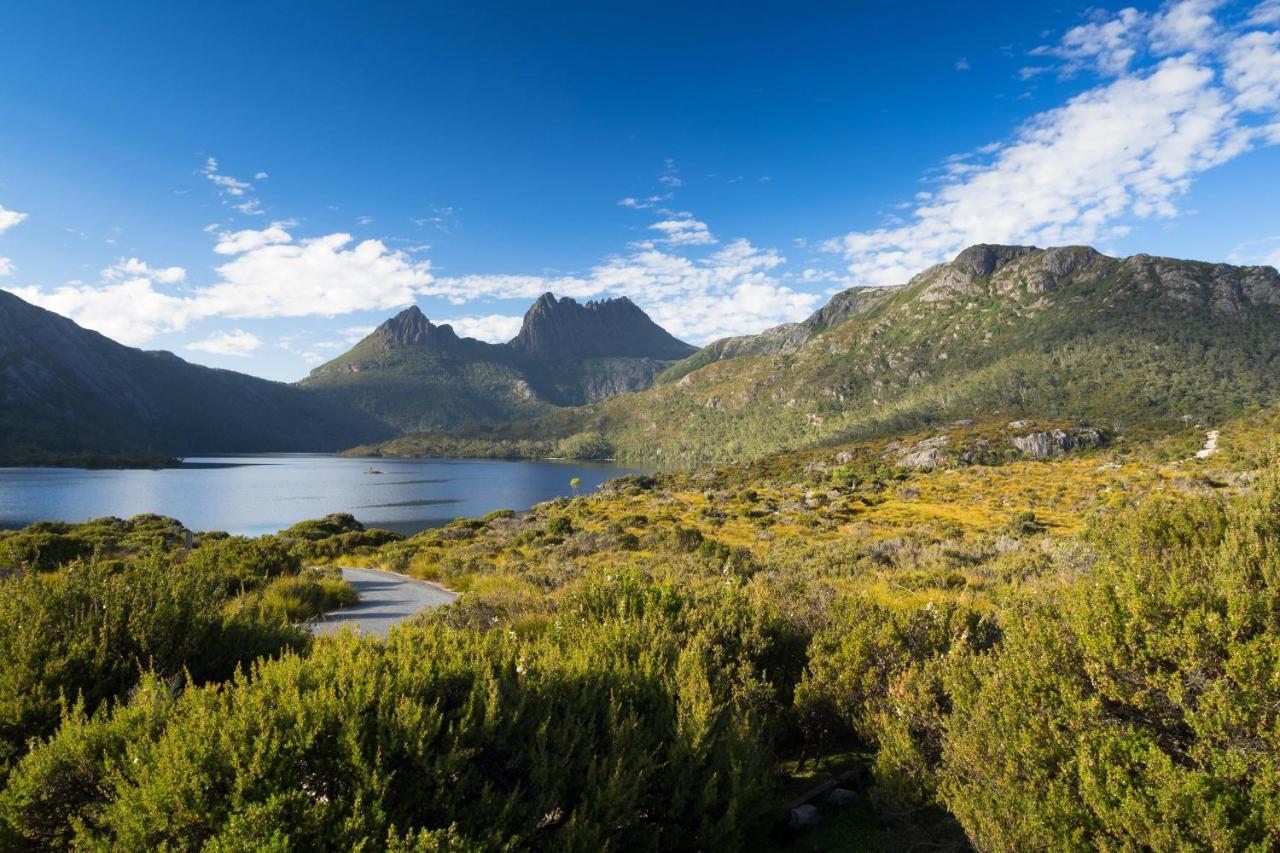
[436,243,1280,466]
[298,293,697,431]
[0,289,392,456]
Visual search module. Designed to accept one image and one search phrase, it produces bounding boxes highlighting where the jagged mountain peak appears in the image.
[367,304,459,349]
[511,292,695,361]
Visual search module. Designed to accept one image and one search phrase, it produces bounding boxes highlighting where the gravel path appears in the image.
[309,567,457,638]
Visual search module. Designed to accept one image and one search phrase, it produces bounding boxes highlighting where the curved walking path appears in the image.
[310,567,457,638]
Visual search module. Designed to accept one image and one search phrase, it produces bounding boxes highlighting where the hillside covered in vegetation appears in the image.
[363,245,1280,468]
[3,402,1278,850]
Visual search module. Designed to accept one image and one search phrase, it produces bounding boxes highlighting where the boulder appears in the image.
[788,804,821,830]
[826,788,858,807]
[894,435,950,469]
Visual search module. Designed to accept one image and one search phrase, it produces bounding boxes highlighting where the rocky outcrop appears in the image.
[1121,255,1280,316]
[1011,428,1105,459]
[889,435,950,469]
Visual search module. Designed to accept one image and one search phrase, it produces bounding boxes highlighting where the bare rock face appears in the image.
[511,293,696,362]
[891,434,951,469]
[1120,255,1280,316]
[1011,427,1105,459]
[952,244,1039,277]
[991,246,1116,295]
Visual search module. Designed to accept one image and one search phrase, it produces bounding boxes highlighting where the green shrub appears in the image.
[5,615,773,850]
[941,473,1280,849]
[557,432,614,460]
[1005,510,1045,536]
[259,568,358,623]
[545,515,573,537]
[0,553,307,773]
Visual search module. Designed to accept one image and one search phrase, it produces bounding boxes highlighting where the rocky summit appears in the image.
[511,293,696,362]
[298,293,698,431]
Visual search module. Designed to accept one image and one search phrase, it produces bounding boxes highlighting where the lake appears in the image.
[0,455,645,536]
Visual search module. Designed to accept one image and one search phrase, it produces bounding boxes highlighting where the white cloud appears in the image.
[213,223,293,255]
[827,1,1280,285]
[9,277,190,345]
[440,314,524,342]
[254,171,270,180]
[658,158,682,188]
[1150,0,1223,54]
[429,237,818,344]
[197,233,433,319]
[1032,7,1146,76]
[649,214,716,246]
[956,57,972,71]
[185,328,263,358]
[201,157,252,197]
[0,203,27,234]
[0,258,13,276]
[1225,29,1280,111]
[618,194,671,209]
[13,233,433,345]
[1250,0,1280,26]
[104,257,186,284]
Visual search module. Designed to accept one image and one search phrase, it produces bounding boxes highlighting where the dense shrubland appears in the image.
[0,514,381,781]
[2,416,1278,849]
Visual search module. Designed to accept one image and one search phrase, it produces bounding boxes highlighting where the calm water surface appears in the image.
[0,455,645,536]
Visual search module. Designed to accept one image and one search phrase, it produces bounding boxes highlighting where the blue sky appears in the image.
[1,0,1278,380]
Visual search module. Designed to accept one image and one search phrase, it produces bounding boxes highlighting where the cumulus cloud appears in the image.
[0,258,13,277]
[1250,0,1280,26]
[1150,0,1223,53]
[649,214,716,246]
[185,328,263,358]
[1033,7,1147,76]
[1226,28,1280,110]
[213,223,294,255]
[13,231,434,346]
[0,203,27,234]
[440,314,524,343]
[827,1,1280,285]
[199,233,432,319]
[104,257,186,284]
[9,276,190,345]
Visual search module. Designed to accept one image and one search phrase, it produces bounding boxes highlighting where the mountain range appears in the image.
[0,289,694,458]
[3,243,1279,465]
[298,294,697,432]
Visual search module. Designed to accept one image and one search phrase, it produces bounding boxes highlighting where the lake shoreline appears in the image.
[0,453,645,538]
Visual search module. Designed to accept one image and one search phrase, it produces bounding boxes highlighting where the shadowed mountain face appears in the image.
[0,290,392,456]
[511,293,697,362]
[298,295,698,431]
